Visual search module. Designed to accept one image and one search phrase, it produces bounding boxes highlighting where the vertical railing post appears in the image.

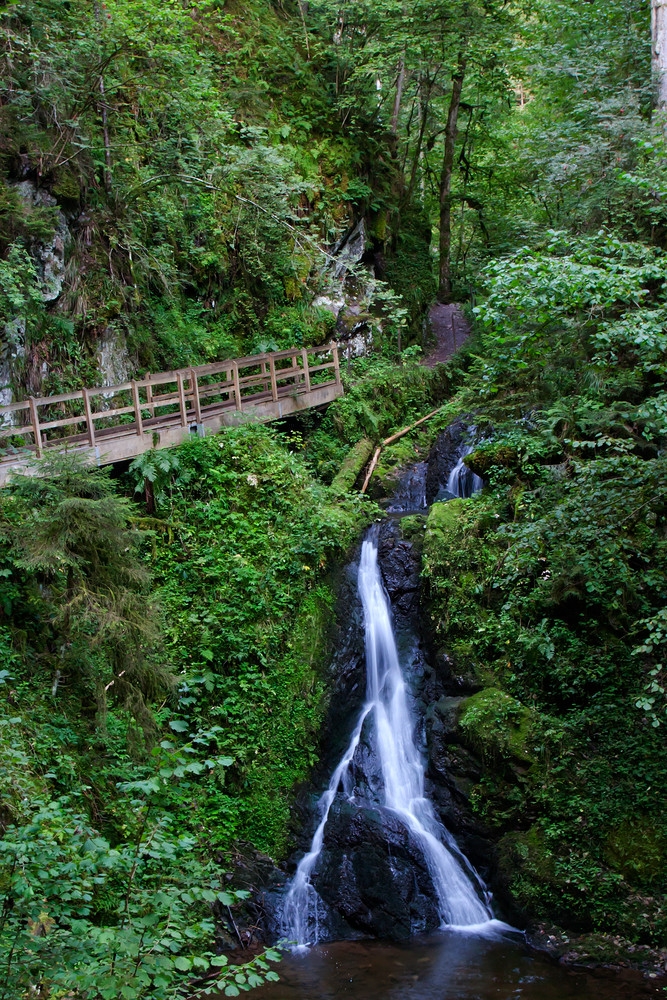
[177,372,188,426]
[232,361,242,411]
[82,388,96,447]
[189,368,202,423]
[145,373,153,417]
[261,358,269,394]
[131,379,143,436]
[268,354,278,402]
[332,342,341,384]
[290,351,298,389]
[29,397,42,458]
[301,348,311,393]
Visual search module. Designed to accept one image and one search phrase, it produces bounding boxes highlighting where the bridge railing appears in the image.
[0,343,340,459]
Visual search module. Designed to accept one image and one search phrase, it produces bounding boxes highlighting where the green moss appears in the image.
[400,515,427,541]
[498,826,556,889]
[52,168,80,202]
[466,444,519,476]
[424,497,467,551]
[240,586,336,857]
[498,824,667,941]
[604,819,666,888]
[371,435,426,498]
[458,688,537,765]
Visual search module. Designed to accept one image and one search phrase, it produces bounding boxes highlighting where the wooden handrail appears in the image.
[0,343,342,461]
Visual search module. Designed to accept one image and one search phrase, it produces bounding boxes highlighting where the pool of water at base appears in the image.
[251,932,663,1000]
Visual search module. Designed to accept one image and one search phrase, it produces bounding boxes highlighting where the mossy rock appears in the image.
[372,436,426,497]
[337,309,373,335]
[467,444,519,476]
[52,168,80,202]
[498,826,556,884]
[496,825,559,919]
[604,818,667,889]
[399,514,426,542]
[424,497,466,552]
[458,688,537,765]
[445,639,493,689]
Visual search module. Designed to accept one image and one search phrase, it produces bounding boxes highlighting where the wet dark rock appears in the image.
[384,461,428,513]
[430,647,484,693]
[315,802,442,940]
[224,844,288,949]
[425,419,482,505]
[377,520,421,616]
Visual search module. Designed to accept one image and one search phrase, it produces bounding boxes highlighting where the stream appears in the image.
[253,934,660,999]
[250,429,660,999]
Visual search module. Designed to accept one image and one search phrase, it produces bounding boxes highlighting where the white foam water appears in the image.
[447,446,484,499]
[281,534,497,947]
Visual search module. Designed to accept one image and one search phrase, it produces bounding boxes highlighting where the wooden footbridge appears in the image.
[0,343,342,486]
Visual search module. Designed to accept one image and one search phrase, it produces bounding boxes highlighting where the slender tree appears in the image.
[652,0,667,108]
[438,55,467,302]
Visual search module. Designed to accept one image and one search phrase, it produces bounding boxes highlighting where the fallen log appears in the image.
[360,406,444,493]
[330,436,375,495]
[360,446,382,494]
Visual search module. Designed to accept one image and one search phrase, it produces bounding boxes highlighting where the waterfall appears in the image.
[281,533,493,947]
[280,704,373,948]
[447,446,484,499]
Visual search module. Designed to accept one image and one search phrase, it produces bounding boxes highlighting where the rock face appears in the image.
[1,182,71,406]
[0,318,26,416]
[425,419,479,505]
[97,327,131,388]
[312,219,386,360]
[14,181,69,302]
[315,802,442,940]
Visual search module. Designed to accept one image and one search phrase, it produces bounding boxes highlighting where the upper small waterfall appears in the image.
[281,530,493,947]
[447,446,484,499]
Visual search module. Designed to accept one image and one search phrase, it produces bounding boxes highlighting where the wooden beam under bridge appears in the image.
[0,343,343,486]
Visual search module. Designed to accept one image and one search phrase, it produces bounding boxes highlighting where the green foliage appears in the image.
[0,243,42,323]
[0,791,280,1000]
[423,231,667,943]
[147,425,374,854]
[0,0,391,391]
[2,455,172,727]
[633,608,667,727]
[0,426,373,996]
[1,0,666,978]
[130,450,191,516]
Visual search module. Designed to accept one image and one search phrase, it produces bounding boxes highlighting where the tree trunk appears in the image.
[406,74,431,202]
[652,0,667,109]
[391,57,406,134]
[94,0,112,194]
[438,56,467,303]
[99,74,112,194]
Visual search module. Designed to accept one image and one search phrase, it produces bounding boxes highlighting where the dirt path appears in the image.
[423,302,471,367]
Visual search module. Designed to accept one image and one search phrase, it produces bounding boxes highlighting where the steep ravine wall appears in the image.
[233,425,667,979]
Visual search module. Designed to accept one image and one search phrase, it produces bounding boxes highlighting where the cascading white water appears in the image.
[281,534,493,947]
[280,703,373,947]
[447,447,484,499]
